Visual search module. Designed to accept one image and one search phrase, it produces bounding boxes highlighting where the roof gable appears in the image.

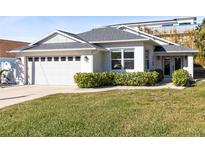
[41,33,77,44]
[30,30,87,46]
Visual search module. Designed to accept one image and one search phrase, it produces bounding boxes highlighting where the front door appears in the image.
[164,57,171,76]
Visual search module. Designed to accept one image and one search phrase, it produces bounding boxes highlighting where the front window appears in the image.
[111,49,134,70]
[111,50,122,70]
[124,49,134,69]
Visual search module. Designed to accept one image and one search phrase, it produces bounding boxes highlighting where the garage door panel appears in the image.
[28,57,81,85]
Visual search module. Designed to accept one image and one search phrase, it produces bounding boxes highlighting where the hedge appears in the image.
[172,69,190,86]
[150,69,164,83]
[74,71,159,88]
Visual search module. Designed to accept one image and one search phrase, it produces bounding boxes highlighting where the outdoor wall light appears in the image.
[84,56,89,62]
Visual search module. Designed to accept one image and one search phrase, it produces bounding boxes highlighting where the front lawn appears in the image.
[1,82,205,136]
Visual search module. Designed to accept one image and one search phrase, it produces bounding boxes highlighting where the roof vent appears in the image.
[118,26,127,30]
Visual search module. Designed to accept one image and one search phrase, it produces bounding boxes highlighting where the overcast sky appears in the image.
[0,16,204,42]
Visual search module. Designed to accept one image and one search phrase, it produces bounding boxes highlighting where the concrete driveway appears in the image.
[0,85,75,109]
[0,85,120,109]
[0,83,183,109]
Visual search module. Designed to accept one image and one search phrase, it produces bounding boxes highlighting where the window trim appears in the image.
[123,49,134,70]
[111,49,122,70]
[111,48,135,71]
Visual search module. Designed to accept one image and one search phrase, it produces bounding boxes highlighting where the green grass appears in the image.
[1,81,205,136]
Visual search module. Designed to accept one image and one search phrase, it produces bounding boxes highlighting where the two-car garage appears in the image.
[9,30,105,86]
[27,56,81,85]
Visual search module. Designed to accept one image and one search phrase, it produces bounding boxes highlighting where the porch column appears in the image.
[187,55,194,78]
[134,44,144,72]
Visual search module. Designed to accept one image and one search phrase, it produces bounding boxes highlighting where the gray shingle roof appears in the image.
[154,45,195,52]
[13,42,103,51]
[11,28,196,53]
[11,45,33,51]
[78,27,147,42]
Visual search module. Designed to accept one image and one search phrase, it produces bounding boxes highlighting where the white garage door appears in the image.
[27,56,81,85]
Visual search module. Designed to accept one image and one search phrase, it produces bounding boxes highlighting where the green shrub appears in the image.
[74,71,159,88]
[74,72,114,88]
[172,69,190,86]
[151,69,164,83]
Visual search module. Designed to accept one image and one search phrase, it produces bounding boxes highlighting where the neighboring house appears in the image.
[0,39,29,57]
[9,26,197,85]
[109,17,197,34]
[109,17,198,48]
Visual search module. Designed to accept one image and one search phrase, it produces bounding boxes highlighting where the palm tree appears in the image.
[195,18,205,57]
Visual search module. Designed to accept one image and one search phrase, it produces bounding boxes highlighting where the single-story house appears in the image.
[9,26,197,85]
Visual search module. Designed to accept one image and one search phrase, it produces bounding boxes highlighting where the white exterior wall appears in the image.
[144,43,155,70]
[134,44,145,72]
[93,51,104,72]
[27,59,33,84]
[80,54,93,72]
[104,51,111,71]
[183,55,194,78]
[100,42,145,72]
[13,41,196,85]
